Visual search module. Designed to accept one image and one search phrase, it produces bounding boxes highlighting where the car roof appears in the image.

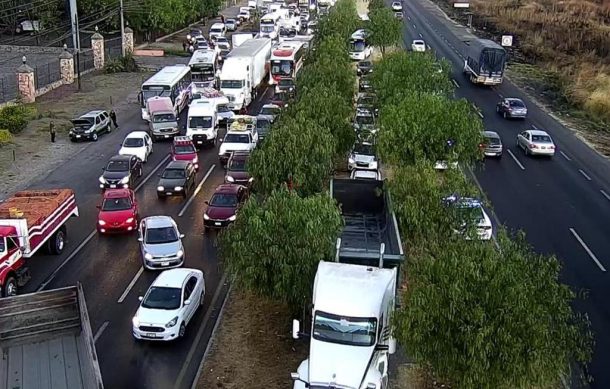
[262,103,280,108]
[529,129,551,136]
[125,131,149,138]
[506,97,524,102]
[143,215,176,228]
[256,114,274,121]
[103,188,132,199]
[166,160,191,169]
[211,23,225,28]
[80,110,106,117]
[483,130,500,138]
[152,268,202,288]
[109,154,132,162]
[214,183,242,194]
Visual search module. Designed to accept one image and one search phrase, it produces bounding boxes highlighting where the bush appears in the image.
[104,53,140,74]
[0,104,37,134]
[0,129,12,146]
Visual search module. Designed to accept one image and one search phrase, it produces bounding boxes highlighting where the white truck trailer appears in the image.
[219,38,272,111]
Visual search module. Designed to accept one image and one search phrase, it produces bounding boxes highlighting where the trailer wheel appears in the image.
[2,276,18,297]
[48,226,67,255]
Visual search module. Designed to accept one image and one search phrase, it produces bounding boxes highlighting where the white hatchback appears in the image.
[132,268,205,341]
[391,1,402,11]
[412,39,426,52]
[119,131,153,163]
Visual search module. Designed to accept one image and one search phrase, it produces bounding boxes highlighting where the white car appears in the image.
[445,196,493,241]
[391,1,402,11]
[209,23,226,39]
[412,39,426,52]
[517,129,556,157]
[238,10,251,22]
[132,268,205,341]
[119,131,153,163]
[348,142,378,171]
[351,169,382,180]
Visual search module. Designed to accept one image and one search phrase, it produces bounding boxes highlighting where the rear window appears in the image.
[532,135,552,143]
[485,136,501,145]
[509,100,525,107]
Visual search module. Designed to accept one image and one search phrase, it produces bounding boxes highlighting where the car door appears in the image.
[138,220,146,255]
[94,115,102,134]
[183,276,198,323]
[144,134,153,155]
[131,191,139,219]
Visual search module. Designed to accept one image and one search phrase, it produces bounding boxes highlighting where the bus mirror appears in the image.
[137,92,143,104]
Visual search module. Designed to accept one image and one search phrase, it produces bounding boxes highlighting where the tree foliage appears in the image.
[316,0,362,47]
[367,0,385,12]
[219,188,343,309]
[122,0,216,34]
[394,233,593,389]
[367,7,403,55]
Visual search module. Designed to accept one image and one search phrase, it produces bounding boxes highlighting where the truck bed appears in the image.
[0,285,103,389]
[0,189,74,229]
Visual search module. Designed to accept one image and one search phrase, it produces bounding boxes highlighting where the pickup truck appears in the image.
[0,189,79,297]
[218,116,259,166]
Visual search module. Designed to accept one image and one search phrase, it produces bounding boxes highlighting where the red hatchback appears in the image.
[171,136,199,171]
[203,184,248,230]
[96,189,138,233]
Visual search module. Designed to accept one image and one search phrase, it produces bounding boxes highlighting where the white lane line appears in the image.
[94,321,109,343]
[601,190,610,201]
[413,24,416,28]
[36,154,170,292]
[569,228,606,272]
[497,92,504,98]
[476,110,484,118]
[118,267,144,303]
[559,150,572,161]
[407,16,411,20]
[452,79,460,88]
[578,169,592,181]
[418,33,423,38]
[174,272,229,389]
[178,164,216,217]
[507,149,526,170]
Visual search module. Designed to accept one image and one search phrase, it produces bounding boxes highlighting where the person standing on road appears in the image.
[49,121,56,143]
[220,14,225,24]
[110,110,118,129]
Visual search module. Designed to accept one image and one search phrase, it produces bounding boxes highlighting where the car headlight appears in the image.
[132,316,140,327]
[126,217,134,224]
[144,253,153,260]
[226,175,235,182]
[120,176,130,184]
[371,161,378,169]
[192,156,198,164]
[165,316,179,328]
[99,176,106,184]
[348,157,355,164]
[203,213,210,220]
[98,220,106,226]
[157,186,165,191]
[174,186,183,191]
[248,177,254,182]
[176,249,184,257]
[228,215,237,221]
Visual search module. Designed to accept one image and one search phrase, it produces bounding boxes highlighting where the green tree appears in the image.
[316,0,361,46]
[367,0,385,12]
[394,232,592,388]
[367,7,402,55]
[378,93,484,167]
[126,0,190,35]
[219,188,343,309]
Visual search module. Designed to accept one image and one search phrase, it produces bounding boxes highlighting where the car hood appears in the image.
[102,171,129,180]
[119,147,145,157]
[309,340,374,388]
[98,209,135,223]
[205,205,236,220]
[158,178,187,187]
[219,143,252,154]
[143,241,182,256]
[352,153,375,163]
[173,154,197,162]
[227,171,250,180]
[135,306,180,327]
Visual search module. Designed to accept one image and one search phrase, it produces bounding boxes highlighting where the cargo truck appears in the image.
[0,284,104,389]
[219,38,272,111]
[0,189,78,297]
[463,38,507,86]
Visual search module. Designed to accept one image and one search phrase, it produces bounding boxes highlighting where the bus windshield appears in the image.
[261,24,275,33]
[141,87,171,108]
[271,60,293,76]
[350,40,366,53]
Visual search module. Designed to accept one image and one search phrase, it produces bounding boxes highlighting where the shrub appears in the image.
[0,104,37,134]
[104,53,140,73]
[0,129,12,145]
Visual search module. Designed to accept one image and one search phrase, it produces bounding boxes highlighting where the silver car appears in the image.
[138,216,185,270]
[481,131,503,158]
[517,129,556,157]
[348,142,378,171]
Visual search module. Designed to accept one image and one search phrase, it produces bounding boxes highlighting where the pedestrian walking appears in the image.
[49,121,56,143]
[220,14,225,24]
[110,110,118,129]
[183,41,187,52]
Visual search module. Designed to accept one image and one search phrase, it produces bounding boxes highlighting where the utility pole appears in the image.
[68,0,81,90]
[119,0,125,56]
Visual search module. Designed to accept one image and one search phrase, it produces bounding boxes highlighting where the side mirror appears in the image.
[179,234,185,238]
[290,372,309,387]
[184,299,191,306]
[137,237,143,242]
[204,200,209,205]
[138,296,143,301]
[19,246,26,253]
[96,205,101,209]
[292,319,300,339]
[219,138,223,142]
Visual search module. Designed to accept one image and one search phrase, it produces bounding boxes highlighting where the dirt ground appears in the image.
[0,71,152,200]
[195,289,308,388]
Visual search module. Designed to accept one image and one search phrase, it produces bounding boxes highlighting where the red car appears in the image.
[203,184,248,230]
[171,136,199,171]
[96,189,138,233]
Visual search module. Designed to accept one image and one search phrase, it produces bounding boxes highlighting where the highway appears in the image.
[401,0,610,386]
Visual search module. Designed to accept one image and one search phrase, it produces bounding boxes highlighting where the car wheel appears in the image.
[179,322,186,338]
[92,133,98,141]
[48,226,67,255]
[2,276,17,297]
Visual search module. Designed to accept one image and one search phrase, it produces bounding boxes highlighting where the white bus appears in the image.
[269,41,306,84]
[188,49,219,82]
[139,65,192,121]
[260,12,282,39]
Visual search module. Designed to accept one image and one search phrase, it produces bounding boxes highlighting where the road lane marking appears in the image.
[559,151,572,161]
[178,164,216,217]
[507,149,526,170]
[531,124,538,130]
[36,154,170,292]
[407,16,411,20]
[601,190,610,201]
[118,266,144,303]
[418,33,423,38]
[569,228,606,272]
[94,321,109,343]
[476,110,483,118]
[578,169,592,181]
[413,24,416,28]
[452,79,459,88]
[174,272,229,389]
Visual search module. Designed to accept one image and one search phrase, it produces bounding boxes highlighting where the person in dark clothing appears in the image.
[183,41,187,52]
[220,14,225,24]
[49,121,56,143]
[110,110,118,128]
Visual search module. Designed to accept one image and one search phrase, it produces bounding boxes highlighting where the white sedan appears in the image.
[119,131,153,163]
[132,268,205,341]
[411,39,426,52]
[445,196,493,241]
[517,129,556,156]
[391,1,403,11]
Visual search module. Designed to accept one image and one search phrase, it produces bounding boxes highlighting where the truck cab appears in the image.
[220,57,252,111]
[147,96,179,141]
[218,116,259,166]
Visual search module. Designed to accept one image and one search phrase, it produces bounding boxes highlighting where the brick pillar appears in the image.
[123,26,134,55]
[16,58,35,103]
[91,32,105,69]
[59,49,75,84]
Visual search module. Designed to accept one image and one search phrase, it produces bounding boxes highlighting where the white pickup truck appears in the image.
[218,116,259,166]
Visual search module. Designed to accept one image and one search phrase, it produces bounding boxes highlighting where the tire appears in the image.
[92,133,98,142]
[178,322,186,338]
[2,276,17,297]
[48,226,67,255]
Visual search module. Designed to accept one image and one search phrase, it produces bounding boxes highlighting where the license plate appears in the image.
[110,184,116,188]
[215,222,221,226]
[197,141,203,144]
[76,135,81,138]
[164,135,169,138]
[540,146,546,149]
[166,192,172,195]
[146,332,157,338]
[161,261,169,266]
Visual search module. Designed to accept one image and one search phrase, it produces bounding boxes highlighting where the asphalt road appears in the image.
[401,0,610,386]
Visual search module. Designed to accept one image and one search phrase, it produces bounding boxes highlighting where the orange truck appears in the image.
[0,189,78,297]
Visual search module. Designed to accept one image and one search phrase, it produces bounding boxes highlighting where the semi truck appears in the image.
[0,189,78,297]
[463,38,507,86]
[291,178,404,389]
[0,284,104,389]
[219,38,272,111]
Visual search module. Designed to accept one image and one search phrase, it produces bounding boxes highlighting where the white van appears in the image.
[187,100,218,147]
[209,23,226,39]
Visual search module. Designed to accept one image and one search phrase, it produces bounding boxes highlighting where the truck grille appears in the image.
[226,95,235,102]
[139,325,164,332]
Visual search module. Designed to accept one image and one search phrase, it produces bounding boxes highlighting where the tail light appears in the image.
[529,144,538,149]
[549,145,556,149]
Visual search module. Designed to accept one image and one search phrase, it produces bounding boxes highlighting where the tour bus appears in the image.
[269,41,306,85]
[260,12,282,39]
[188,49,219,82]
[348,36,371,61]
[139,65,192,121]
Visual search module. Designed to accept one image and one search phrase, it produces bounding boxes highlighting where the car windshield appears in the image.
[224,133,250,143]
[220,80,243,89]
[102,197,132,211]
[358,96,375,105]
[106,160,129,172]
[313,311,377,347]
[145,226,179,244]
[532,135,552,143]
[153,113,176,123]
[456,204,485,224]
[210,193,238,207]
[356,115,374,125]
[162,168,186,179]
[509,100,525,107]
[261,25,275,33]
[142,287,181,310]
[260,107,280,116]
[257,119,271,130]
[228,158,247,171]
[189,116,213,128]
[359,61,371,68]
[354,143,374,155]
[174,145,196,154]
[123,138,144,147]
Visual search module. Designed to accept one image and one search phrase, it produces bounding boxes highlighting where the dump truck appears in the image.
[463,38,507,85]
[0,189,78,297]
[0,284,104,389]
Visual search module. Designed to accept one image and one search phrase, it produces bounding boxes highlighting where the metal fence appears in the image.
[0,76,18,104]
[34,60,62,90]
[105,37,123,62]
[75,49,96,73]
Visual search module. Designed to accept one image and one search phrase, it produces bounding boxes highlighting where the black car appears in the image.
[255,115,272,142]
[356,61,373,76]
[276,77,296,95]
[156,160,197,199]
[359,77,373,92]
[99,155,142,190]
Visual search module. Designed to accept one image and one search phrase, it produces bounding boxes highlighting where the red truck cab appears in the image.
[172,136,199,171]
[0,189,78,297]
[96,189,138,233]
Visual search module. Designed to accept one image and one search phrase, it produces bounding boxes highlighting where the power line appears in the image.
[0,0,62,19]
